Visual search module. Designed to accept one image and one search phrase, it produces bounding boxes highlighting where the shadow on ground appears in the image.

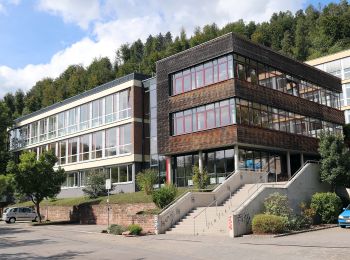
[240,242,350,249]
[0,225,33,236]
[0,250,93,259]
[0,237,52,249]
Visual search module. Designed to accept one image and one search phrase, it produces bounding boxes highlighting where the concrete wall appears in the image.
[156,169,266,234]
[231,163,330,237]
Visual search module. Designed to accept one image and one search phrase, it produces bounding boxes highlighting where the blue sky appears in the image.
[0,0,343,97]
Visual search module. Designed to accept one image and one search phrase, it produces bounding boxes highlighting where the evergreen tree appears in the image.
[14,90,25,116]
[281,31,294,57]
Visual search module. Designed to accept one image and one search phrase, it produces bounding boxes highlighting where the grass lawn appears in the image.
[13,187,191,208]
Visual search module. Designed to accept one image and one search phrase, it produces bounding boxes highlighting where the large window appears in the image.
[92,99,103,127]
[59,141,66,165]
[120,124,132,154]
[172,99,236,135]
[119,89,131,119]
[104,89,131,124]
[68,138,78,163]
[172,54,233,95]
[80,103,90,130]
[91,131,103,159]
[57,112,66,137]
[109,164,133,183]
[48,115,57,139]
[30,121,38,144]
[39,119,47,142]
[235,98,342,137]
[171,53,341,109]
[67,108,78,134]
[105,128,117,157]
[79,134,90,161]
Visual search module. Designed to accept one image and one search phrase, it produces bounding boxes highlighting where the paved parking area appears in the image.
[0,221,349,259]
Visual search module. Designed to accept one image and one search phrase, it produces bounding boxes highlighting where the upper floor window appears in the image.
[30,121,38,144]
[80,103,90,130]
[67,108,78,134]
[171,54,233,95]
[39,119,47,142]
[172,99,236,135]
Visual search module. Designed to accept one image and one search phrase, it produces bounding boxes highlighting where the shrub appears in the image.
[128,224,142,235]
[288,215,311,231]
[252,214,288,234]
[152,184,177,208]
[82,171,112,198]
[136,169,158,195]
[264,192,292,218]
[310,192,342,224]
[108,224,127,235]
[192,165,209,190]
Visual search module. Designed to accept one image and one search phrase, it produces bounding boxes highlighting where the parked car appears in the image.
[338,204,350,228]
[2,207,38,223]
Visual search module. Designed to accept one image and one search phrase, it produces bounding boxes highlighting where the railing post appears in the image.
[205,210,207,227]
[194,218,196,236]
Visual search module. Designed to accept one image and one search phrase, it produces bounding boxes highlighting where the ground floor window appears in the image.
[61,164,134,188]
[172,147,290,187]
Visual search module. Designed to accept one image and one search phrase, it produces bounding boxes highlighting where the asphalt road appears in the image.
[0,221,349,260]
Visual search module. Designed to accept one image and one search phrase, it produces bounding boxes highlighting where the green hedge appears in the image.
[128,224,143,235]
[152,184,177,208]
[310,192,342,224]
[252,214,288,234]
[108,224,127,235]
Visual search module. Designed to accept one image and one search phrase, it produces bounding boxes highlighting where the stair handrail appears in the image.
[193,168,266,235]
[233,160,320,215]
[287,160,320,182]
[246,171,271,195]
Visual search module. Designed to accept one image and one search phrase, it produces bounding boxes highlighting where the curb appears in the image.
[273,224,338,237]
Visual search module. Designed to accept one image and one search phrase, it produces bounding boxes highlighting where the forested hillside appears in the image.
[0,1,349,173]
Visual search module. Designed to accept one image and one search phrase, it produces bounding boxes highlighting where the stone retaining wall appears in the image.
[42,203,156,233]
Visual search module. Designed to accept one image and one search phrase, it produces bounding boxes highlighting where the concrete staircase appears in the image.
[166,184,256,236]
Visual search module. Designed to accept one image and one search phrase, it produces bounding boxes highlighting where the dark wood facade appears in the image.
[156,33,343,156]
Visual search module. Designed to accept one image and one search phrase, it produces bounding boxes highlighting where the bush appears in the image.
[310,192,342,224]
[288,215,311,231]
[192,165,209,189]
[264,192,292,218]
[128,224,142,235]
[252,214,288,234]
[82,171,112,198]
[136,169,158,195]
[152,184,177,208]
[108,224,127,235]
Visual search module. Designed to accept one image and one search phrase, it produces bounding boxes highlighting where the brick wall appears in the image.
[42,203,156,233]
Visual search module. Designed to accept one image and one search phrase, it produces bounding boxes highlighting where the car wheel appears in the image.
[340,225,346,228]
[9,217,16,224]
[33,216,38,222]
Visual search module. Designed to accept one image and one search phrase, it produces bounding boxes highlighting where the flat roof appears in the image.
[307,49,350,66]
[157,32,342,92]
[14,72,150,124]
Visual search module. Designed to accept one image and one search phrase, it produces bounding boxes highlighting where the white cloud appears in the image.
[0,0,21,15]
[37,0,101,29]
[0,0,307,97]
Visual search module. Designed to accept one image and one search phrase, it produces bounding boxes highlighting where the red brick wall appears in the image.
[42,203,157,233]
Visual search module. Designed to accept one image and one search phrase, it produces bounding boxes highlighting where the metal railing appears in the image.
[193,168,268,235]
[193,186,234,235]
[233,160,320,215]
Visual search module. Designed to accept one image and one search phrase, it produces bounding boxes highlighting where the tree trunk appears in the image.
[35,202,41,223]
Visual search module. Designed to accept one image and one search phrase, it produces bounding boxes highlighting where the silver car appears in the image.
[2,207,38,223]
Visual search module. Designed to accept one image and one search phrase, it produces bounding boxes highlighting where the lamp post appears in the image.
[105,179,111,231]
